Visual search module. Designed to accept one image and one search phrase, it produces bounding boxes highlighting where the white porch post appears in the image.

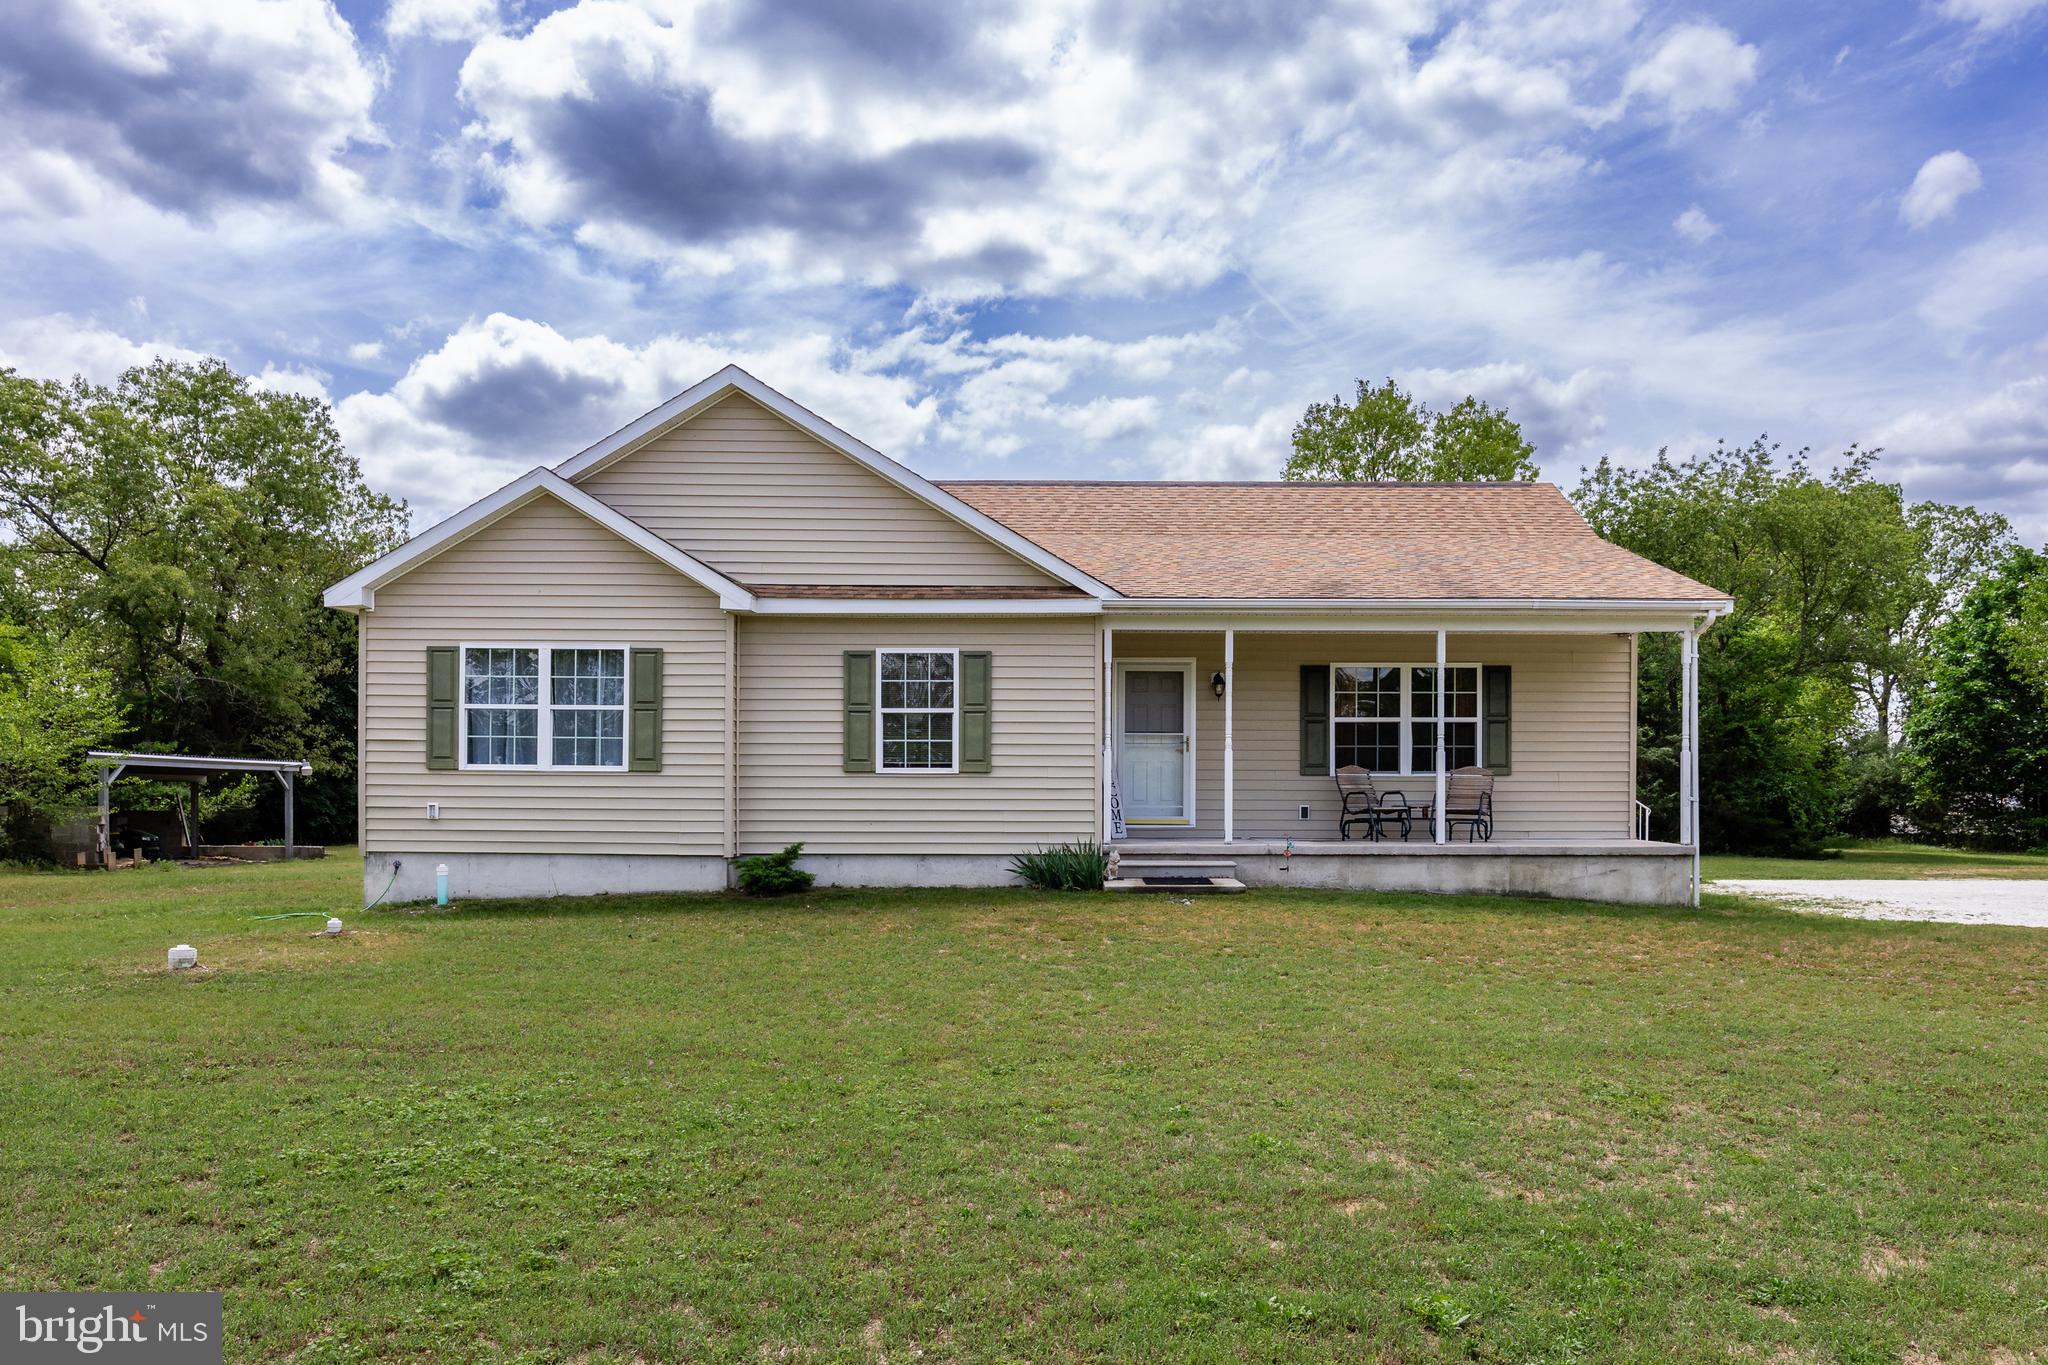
[1684,621,1703,906]
[1433,628,1447,844]
[1223,627,1235,843]
[1101,625,1115,844]
[1678,625,1696,849]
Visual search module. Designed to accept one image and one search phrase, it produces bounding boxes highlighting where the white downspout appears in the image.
[1434,628,1447,844]
[1223,627,1235,844]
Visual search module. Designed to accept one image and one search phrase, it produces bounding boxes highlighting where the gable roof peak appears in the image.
[554,365,1121,598]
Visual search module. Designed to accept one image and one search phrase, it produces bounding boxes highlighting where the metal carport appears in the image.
[86,751,314,867]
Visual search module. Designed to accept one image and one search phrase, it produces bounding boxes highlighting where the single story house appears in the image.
[325,366,1729,907]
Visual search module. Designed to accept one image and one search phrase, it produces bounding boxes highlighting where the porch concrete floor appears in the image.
[1115,834,1684,856]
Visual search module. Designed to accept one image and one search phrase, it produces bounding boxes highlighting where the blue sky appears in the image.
[2,0,2045,538]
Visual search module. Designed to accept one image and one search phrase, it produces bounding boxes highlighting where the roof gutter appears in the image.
[1104,596,1736,614]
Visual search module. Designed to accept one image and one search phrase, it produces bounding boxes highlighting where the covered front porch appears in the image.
[1098,609,1713,905]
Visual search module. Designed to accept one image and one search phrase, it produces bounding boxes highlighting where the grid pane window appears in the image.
[462,645,628,768]
[464,648,540,765]
[551,649,625,707]
[1411,667,1480,773]
[1334,666,1402,772]
[878,650,958,771]
[549,647,627,767]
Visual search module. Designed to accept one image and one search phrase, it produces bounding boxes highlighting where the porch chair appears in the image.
[1335,765,1414,842]
[1440,766,1495,842]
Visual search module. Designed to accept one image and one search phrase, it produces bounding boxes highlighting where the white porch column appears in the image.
[1433,628,1447,844]
[1684,621,1703,906]
[1223,628,1235,843]
[1678,625,1696,848]
[1101,625,1115,843]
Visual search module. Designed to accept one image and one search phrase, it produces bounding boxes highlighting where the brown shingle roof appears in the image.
[936,481,1725,602]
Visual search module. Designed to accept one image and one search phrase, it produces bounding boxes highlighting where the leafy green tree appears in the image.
[1284,378,1539,482]
[1850,500,2013,746]
[1904,547,2048,850]
[1576,439,1923,854]
[0,625,123,859]
[0,360,408,845]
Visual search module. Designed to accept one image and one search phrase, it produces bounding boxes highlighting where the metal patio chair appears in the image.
[1440,766,1495,842]
[1335,765,1414,841]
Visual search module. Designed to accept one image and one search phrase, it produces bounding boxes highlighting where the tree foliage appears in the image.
[1284,378,1540,482]
[0,625,123,858]
[1576,440,1931,854]
[0,360,407,854]
[1904,547,2048,850]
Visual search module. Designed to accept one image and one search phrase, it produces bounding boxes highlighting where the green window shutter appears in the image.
[1483,664,1512,776]
[1299,664,1330,776]
[426,646,459,770]
[960,651,992,773]
[629,647,663,772]
[843,650,875,773]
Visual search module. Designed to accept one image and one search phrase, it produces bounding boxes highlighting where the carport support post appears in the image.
[278,769,295,860]
[1222,628,1234,844]
[97,764,115,868]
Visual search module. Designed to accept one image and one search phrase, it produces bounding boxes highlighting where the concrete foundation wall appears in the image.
[792,853,1023,888]
[362,850,1023,903]
[364,851,729,905]
[1219,849,1691,904]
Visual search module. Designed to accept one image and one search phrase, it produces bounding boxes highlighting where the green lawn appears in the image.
[1704,838,2048,881]
[5,854,2048,1362]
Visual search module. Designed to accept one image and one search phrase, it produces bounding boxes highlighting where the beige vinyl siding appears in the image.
[736,616,1099,853]
[361,497,729,856]
[1113,631,1635,841]
[577,393,1063,588]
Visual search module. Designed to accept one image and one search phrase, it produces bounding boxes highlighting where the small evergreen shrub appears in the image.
[735,842,815,896]
[1008,841,1109,891]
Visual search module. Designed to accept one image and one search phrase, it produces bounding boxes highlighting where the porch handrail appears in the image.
[1634,799,1651,841]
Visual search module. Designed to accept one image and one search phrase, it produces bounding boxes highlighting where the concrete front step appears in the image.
[1115,858,1239,870]
[1103,876,1248,894]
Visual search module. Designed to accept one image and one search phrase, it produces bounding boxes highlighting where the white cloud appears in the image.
[1874,375,2048,540]
[347,340,386,362]
[1919,232,2048,334]
[1623,23,1759,120]
[0,313,207,382]
[387,0,502,43]
[1899,150,1983,230]
[1165,406,1298,481]
[0,0,379,222]
[253,364,331,401]
[1935,0,2048,31]
[446,0,1636,296]
[1405,361,1614,461]
[1673,205,1720,243]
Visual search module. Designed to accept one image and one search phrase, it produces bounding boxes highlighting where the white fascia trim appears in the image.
[550,364,1122,600]
[1105,596,1735,613]
[749,597,1103,616]
[322,468,756,611]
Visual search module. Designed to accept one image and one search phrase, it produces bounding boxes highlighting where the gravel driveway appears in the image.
[1712,878,2048,927]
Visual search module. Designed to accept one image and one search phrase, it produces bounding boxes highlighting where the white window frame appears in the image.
[458,641,631,772]
[1329,661,1486,777]
[874,646,962,775]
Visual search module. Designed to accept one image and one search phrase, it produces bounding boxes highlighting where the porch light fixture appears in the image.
[1210,670,1226,699]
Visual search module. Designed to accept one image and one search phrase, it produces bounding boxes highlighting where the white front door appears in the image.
[1118,663,1192,824]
